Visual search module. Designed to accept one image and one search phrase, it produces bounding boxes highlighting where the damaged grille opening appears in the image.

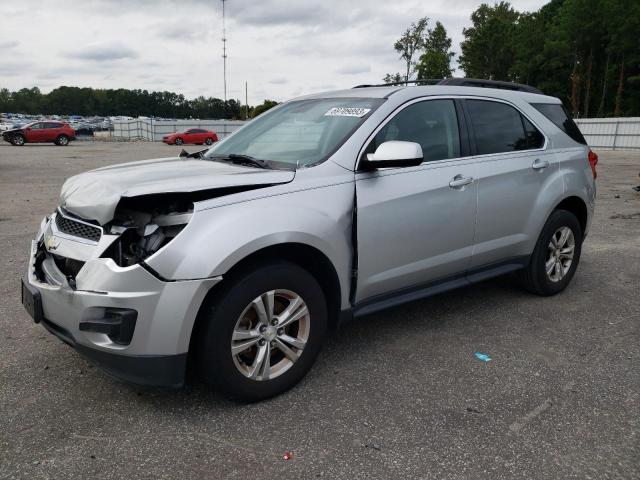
[33,241,84,287]
[33,241,47,283]
[52,254,85,278]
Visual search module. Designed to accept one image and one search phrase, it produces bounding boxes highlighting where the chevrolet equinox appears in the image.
[22,79,597,401]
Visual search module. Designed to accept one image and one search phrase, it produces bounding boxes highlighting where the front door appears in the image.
[355,99,478,303]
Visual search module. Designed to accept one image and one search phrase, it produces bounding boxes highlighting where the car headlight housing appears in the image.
[101,200,192,267]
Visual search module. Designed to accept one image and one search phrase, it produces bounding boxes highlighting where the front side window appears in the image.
[467,100,533,154]
[205,97,383,168]
[366,99,461,162]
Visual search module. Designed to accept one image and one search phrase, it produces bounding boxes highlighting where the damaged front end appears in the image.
[100,194,194,270]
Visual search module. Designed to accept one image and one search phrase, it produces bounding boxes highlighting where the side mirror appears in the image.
[364,141,423,168]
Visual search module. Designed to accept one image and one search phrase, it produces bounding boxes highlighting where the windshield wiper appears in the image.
[209,154,270,169]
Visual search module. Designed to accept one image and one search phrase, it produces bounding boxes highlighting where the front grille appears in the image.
[55,211,101,242]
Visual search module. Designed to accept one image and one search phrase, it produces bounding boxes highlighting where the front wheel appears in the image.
[174,137,183,145]
[205,137,214,145]
[518,209,583,296]
[196,261,327,401]
[11,134,25,146]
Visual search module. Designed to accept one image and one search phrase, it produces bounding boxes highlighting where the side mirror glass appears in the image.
[364,141,423,168]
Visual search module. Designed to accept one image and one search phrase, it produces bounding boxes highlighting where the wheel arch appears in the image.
[188,242,343,358]
[553,195,588,234]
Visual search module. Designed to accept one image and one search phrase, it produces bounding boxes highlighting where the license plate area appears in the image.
[21,278,44,323]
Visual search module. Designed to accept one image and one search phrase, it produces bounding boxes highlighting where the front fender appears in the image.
[145,182,355,309]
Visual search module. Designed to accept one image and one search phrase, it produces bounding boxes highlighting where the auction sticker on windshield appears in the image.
[324,107,371,117]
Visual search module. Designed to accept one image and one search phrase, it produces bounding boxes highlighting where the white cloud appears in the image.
[0,0,549,104]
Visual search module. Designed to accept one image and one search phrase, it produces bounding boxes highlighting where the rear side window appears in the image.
[531,103,587,145]
[467,99,544,154]
[368,99,461,162]
[44,122,62,129]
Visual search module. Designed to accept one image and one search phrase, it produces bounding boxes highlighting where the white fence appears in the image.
[111,119,248,141]
[108,116,640,151]
[575,117,640,151]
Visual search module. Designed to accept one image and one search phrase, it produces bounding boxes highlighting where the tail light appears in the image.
[588,149,598,179]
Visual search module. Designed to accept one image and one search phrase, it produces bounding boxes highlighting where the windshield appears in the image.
[204,97,383,167]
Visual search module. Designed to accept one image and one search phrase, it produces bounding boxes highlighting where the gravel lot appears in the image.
[1,141,638,479]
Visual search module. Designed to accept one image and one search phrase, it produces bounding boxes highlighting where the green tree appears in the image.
[416,21,454,79]
[459,2,519,81]
[250,100,278,118]
[382,73,404,84]
[393,17,430,82]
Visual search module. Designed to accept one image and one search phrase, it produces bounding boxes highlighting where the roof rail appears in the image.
[438,78,543,94]
[353,79,442,88]
[353,77,543,94]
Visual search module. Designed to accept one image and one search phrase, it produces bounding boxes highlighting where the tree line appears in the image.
[0,86,278,119]
[386,0,640,117]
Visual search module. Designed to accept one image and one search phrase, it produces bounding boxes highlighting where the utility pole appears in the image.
[221,0,228,136]
[245,81,248,120]
[221,0,227,106]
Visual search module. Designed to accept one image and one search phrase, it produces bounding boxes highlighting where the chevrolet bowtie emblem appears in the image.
[46,235,61,250]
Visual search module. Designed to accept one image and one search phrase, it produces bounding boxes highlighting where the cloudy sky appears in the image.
[0,0,547,105]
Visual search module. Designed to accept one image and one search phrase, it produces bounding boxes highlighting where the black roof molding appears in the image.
[353,77,543,95]
[438,78,543,94]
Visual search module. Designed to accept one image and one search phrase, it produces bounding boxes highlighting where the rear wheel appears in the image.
[205,137,214,145]
[518,209,583,296]
[11,134,25,146]
[55,135,69,146]
[196,261,327,401]
[174,137,183,145]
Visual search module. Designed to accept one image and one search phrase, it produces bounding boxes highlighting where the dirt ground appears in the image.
[1,141,638,479]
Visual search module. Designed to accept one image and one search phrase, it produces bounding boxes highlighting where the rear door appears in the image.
[43,122,62,141]
[355,98,478,302]
[463,98,561,268]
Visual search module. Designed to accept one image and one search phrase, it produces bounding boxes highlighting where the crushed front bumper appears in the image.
[23,217,221,387]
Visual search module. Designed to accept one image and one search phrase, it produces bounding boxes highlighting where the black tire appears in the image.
[174,137,183,145]
[518,209,583,296]
[55,135,69,146]
[196,261,328,401]
[205,137,213,145]
[11,134,25,146]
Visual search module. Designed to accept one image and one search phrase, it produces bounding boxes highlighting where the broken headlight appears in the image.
[102,202,193,267]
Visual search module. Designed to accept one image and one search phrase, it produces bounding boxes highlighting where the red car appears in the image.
[162,128,218,146]
[1,121,76,146]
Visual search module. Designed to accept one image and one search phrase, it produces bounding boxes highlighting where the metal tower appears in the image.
[221,0,227,105]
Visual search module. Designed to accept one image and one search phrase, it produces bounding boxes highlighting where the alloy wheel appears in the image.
[230,289,310,381]
[545,226,575,282]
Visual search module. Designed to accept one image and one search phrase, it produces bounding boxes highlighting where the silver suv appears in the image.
[22,80,597,401]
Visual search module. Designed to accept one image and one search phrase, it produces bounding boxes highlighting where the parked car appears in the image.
[21,79,597,401]
[2,121,76,146]
[163,128,218,145]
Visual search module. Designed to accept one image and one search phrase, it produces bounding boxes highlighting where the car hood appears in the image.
[60,156,295,224]
[2,128,22,134]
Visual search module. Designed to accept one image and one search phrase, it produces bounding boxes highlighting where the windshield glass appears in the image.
[204,97,383,167]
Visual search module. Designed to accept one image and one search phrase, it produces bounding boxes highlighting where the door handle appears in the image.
[449,175,474,189]
[532,158,550,170]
